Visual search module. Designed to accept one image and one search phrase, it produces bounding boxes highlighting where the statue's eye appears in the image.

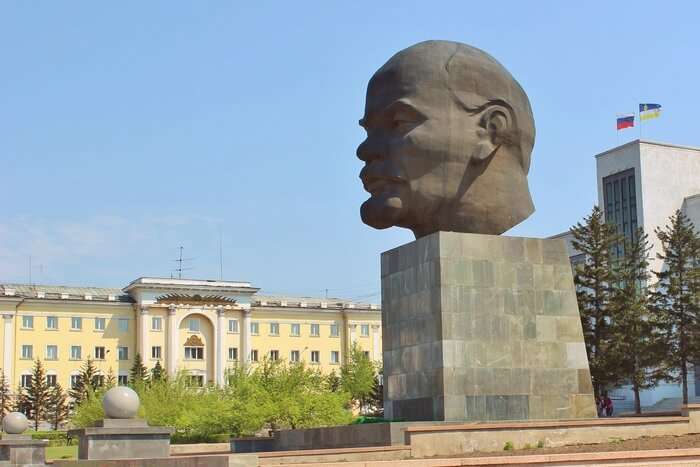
[389,105,425,132]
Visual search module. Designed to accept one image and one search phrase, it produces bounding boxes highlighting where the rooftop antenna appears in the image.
[172,246,194,279]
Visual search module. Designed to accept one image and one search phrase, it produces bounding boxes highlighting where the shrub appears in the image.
[503,441,514,451]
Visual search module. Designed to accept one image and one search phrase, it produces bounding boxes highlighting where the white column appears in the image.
[241,309,251,364]
[167,305,178,377]
[2,314,13,383]
[349,324,357,347]
[138,306,149,363]
[372,325,380,361]
[216,307,225,386]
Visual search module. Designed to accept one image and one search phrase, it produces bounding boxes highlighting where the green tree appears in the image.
[151,360,165,382]
[367,367,384,416]
[651,210,700,405]
[104,368,116,389]
[325,370,341,392]
[0,372,12,423]
[340,344,376,413]
[570,206,621,395]
[25,359,50,430]
[46,383,70,430]
[69,357,100,405]
[129,353,149,386]
[609,229,665,413]
[13,385,28,415]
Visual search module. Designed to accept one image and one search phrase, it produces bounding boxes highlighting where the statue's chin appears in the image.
[360,196,404,230]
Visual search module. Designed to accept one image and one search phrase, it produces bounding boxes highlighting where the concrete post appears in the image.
[167,305,178,377]
[216,307,225,386]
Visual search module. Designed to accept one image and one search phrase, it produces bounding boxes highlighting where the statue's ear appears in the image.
[473,104,514,163]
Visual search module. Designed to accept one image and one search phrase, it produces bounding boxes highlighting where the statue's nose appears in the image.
[357,138,381,163]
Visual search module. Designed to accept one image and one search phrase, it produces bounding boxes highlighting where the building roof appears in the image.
[253,294,379,311]
[594,139,700,159]
[0,283,132,302]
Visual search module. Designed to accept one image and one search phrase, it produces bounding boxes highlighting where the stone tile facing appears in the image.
[381,232,596,422]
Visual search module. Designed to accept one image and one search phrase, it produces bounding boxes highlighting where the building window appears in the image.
[21,316,33,329]
[363,351,370,359]
[228,319,238,333]
[94,317,105,331]
[269,322,279,336]
[70,375,80,389]
[310,350,320,364]
[250,349,259,362]
[603,168,638,253]
[184,347,203,360]
[269,350,279,361]
[118,318,129,332]
[118,346,129,361]
[310,323,320,337]
[46,374,57,387]
[46,316,58,330]
[330,350,340,364]
[290,323,300,336]
[187,318,200,333]
[94,346,105,360]
[250,322,259,335]
[187,375,204,387]
[330,323,339,337]
[118,375,128,386]
[71,317,82,330]
[290,350,300,363]
[361,324,370,337]
[152,316,162,331]
[70,346,82,360]
[20,375,32,388]
[46,345,58,361]
[93,375,105,387]
[151,346,161,360]
[228,347,238,361]
[21,345,32,360]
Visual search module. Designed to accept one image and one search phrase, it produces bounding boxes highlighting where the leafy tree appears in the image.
[25,359,50,430]
[570,206,621,395]
[367,367,384,416]
[104,368,116,389]
[651,210,700,405]
[609,229,665,413]
[69,358,100,404]
[0,372,12,423]
[46,383,70,430]
[325,370,341,392]
[340,344,377,413]
[151,361,165,382]
[129,353,149,386]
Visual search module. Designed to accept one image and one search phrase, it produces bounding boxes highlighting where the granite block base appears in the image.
[0,438,48,466]
[381,231,597,422]
[69,421,174,460]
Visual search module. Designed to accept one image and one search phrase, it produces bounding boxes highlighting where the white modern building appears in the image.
[552,139,700,412]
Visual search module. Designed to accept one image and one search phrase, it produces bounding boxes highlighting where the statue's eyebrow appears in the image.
[360,99,424,129]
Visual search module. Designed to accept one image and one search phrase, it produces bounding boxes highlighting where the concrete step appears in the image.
[257,445,411,465]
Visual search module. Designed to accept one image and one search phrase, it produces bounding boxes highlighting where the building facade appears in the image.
[0,278,381,391]
[552,139,700,411]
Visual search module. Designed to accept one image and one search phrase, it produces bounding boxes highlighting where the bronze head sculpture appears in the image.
[357,40,535,238]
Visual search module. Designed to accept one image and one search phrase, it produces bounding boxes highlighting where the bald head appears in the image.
[357,40,536,238]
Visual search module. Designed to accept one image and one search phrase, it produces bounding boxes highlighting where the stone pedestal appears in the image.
[69,418,174,460]
[0,435,48,466]
[381,231,597,422]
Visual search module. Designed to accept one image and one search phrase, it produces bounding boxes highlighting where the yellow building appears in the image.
[0,278,381,390]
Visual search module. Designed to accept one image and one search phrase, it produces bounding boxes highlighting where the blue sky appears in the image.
[1,1,697,301]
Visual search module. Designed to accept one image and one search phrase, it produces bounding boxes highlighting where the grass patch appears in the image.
[46,445,77,460]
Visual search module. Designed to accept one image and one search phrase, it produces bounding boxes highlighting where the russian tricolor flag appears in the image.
[616,114,634,130]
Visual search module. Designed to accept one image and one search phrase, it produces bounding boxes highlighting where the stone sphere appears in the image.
[3,412,28,434]
[102,386,140,419]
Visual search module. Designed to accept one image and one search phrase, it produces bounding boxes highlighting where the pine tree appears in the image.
[25,359,50,430]
[150,360,165,382]
[46,383,69,430]
[651,210,700,405]
[105,367,116,389]
[69,358,99,405]
[570,206,621,395]
[609,229,665,413]
[13,385,28,415]
[0,372,12,423]
[129,353,149,386]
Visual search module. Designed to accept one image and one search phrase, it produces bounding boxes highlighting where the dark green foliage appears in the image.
[0,372,12,423]
[129,353,149,386]
[651,210,700,404]
[104,368,116,389]
[25,359,50,430]
[609,229,665,413]
[46,383,70,430]
[69,358,100,405]
[13,384,28,414]
[570,206,622,395]
[151,360,165,382]
[340,344,377,413]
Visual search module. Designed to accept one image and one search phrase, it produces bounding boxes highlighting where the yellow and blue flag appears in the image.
[640,103,662,121]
